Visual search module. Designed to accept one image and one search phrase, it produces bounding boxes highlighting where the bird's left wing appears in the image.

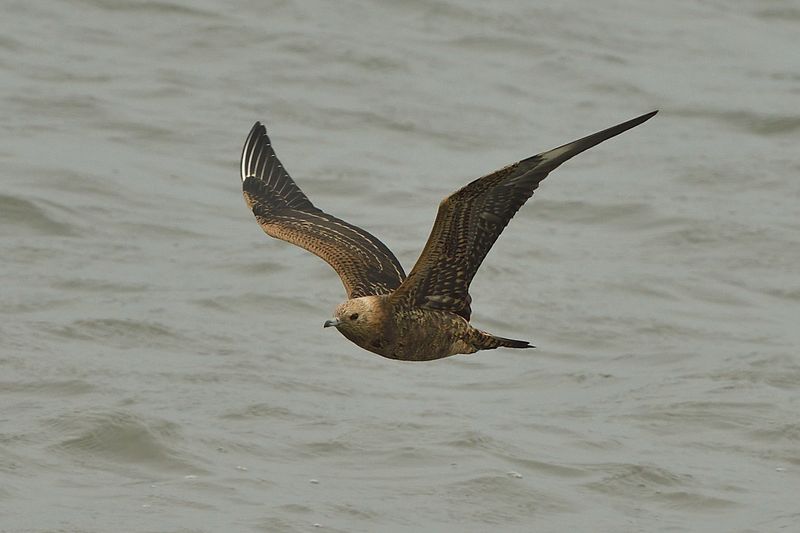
[241,122,406,298]
[391,111,657,320]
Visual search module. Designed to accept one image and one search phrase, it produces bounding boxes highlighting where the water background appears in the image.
[2,0,799,531]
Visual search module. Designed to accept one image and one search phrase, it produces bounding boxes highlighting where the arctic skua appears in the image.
[240,111,657,361]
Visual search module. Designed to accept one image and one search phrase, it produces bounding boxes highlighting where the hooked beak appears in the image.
[323,318,341,328]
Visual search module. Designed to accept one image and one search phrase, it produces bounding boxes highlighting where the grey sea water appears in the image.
[2,0,799,531]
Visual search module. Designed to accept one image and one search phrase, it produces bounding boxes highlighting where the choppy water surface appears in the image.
[2,0,799,531]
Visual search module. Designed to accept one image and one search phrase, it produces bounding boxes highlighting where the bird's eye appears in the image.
[349,313,359,320]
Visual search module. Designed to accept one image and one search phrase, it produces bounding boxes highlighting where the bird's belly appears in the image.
[372,311,476,361]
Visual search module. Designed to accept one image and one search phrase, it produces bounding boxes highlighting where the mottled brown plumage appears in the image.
[241,124,405,298]
[240,111,657,361]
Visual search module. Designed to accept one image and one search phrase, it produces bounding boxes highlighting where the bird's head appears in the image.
[324,296,384,345]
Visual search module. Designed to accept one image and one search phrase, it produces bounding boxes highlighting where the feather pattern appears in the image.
[391,111,658,320]
[240,112,657,360]
[241,122,406,298]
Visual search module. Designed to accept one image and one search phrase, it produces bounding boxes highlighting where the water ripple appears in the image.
[48,410,204,474]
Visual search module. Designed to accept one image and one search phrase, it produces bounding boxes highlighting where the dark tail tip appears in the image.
[490,335,534,350]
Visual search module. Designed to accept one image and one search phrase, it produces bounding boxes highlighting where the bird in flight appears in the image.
[240,110,656,361]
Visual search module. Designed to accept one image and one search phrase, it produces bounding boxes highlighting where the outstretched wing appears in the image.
[391,111,658,319]
[240,122,406,298]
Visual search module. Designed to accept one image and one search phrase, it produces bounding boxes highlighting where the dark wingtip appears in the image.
[534,109,659,172]
[630,109,659,126]
[614,109,658,133]
[241,121,268,182]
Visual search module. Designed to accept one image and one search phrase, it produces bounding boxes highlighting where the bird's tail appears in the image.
[475,331,534,351]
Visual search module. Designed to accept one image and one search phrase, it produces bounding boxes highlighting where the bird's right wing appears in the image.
[390,111,658,320]
[240,122,406,298]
